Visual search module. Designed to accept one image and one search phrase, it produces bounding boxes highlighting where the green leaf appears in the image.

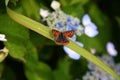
[69,58,88,79]
[24,41,38,62]
[29,31,54,46]
[6,6,120,80]
[21,0,40,20]
[6,7,52,40]
[62,3,85,18]
[115,17,120,27]
[2,65,16,80]
[25,62,53,80]
[60,0,89,7]
[53,59,71,80]
[24,41,53,80]
[0,63,4,75]
[0,13,29,62]
[5,0,9,6]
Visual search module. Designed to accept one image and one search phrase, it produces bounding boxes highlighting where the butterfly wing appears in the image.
[52,29,69,45]
[52,29,63,45]
[56,41,69,45]
[52,29,60,38]
[55,32,69,45]
[52,29,74,45]
[63,30,74,38]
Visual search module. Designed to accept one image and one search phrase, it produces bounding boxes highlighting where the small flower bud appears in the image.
[51,1,60,10]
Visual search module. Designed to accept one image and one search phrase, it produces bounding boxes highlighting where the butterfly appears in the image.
[52,29,74,45]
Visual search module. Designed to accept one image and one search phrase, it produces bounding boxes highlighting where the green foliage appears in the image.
[1,64,16,80]
[21,0,40,20]
[0,0,120,80]
[53,59,72,80]
[0,13,29,62]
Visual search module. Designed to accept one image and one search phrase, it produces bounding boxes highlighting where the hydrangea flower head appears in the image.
[83,55,120,80]
[40,1,99,60]
[45,9,84,36]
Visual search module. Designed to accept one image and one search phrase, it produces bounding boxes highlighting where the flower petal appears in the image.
[106,42,118,56]
[82,14,91,26]
[87,22,97,30]
[0,34,7,41]
[84,24,99,37]
[40,8,49,18]
[63,41,84,60]
[51,1,60,10]
[63,46,80,60]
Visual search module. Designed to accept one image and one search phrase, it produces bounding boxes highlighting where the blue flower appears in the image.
[106,42,118,56]
[114,63,120,76]
[66,17,72,22]
[82,14,99,37]
[57,21,64,29]
[41,8,84,34]
[39,1,100,61]
[83,55,119,80]
[63,41,84,60]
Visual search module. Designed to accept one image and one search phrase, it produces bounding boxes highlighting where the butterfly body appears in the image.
[52,29,74,45]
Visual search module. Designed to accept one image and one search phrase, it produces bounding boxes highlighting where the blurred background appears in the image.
[0,0,120,80]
